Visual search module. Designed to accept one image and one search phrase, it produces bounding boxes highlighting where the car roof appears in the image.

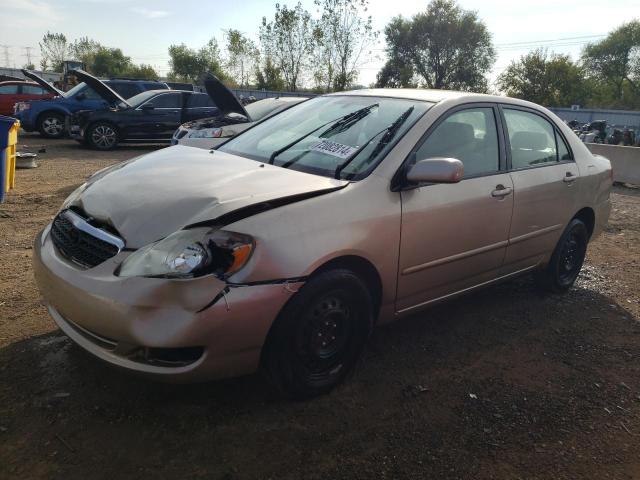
[327,88,547,111]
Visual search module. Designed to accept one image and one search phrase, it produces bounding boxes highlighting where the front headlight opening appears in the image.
[118,228,254,279]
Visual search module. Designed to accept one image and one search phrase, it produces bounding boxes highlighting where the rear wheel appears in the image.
[535,218,588,293]
[263,269,373,399]
[37,112,65,138]
[87,123,119,150]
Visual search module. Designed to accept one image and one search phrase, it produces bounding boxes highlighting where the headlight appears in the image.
[188,128,222,138]
[118,228,254,279]
[60,183,88,210]
[14,102,30,113]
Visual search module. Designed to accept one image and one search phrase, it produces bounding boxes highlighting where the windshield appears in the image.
[219,95,431,180]
[125,90,158,108]
[63,82,88,98]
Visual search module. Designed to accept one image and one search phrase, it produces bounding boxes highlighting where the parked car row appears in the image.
[4,69,309,150]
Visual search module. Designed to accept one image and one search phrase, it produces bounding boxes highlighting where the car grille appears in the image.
[51,210,124,268]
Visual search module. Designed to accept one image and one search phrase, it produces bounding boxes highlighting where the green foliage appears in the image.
[255,56,285,90]
[39,32,68,72]
[376,0,495,92]
[312,0,376,92]
[168,38,226,83]
[260,2,315,91]
[497,49,587,107]
[581,20,640,109]
[225,29,259,88]
[68,37,101,69]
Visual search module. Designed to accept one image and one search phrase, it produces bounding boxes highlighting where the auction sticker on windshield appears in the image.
[310,140,357,159]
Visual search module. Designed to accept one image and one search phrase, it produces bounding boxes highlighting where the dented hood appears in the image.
[71,146,347,248]
[21,69,64,96]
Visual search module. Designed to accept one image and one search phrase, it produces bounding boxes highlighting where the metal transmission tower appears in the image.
[0,45,10,67]
[22,46,34,67]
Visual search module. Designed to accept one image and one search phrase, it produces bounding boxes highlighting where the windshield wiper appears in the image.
[268,103,378,165]
[334,106,415,179]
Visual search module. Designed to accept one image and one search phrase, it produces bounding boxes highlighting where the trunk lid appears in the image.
[21,69,64,96]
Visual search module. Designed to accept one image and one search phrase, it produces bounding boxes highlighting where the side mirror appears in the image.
[141,103,155,110]
[406,157,464,184]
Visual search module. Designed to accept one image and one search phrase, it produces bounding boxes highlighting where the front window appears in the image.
[219,95,431,180]
[414,107,500,177]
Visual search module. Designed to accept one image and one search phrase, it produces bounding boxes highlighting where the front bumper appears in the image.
[33,226,303,382]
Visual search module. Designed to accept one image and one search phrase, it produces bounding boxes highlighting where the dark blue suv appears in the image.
[14,70,168,138]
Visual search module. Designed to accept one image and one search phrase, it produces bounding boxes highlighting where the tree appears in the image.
[376,0,495,92]
[68,37,102,69]
[255,56,286,90]
[39,32,68,72]
[313,0,376,91]
[582,21,640,108]
[224,29,259,88]
[168,38,226,83]
[497,49,587,107]
[260,2,315,91]
[91,47,132,77]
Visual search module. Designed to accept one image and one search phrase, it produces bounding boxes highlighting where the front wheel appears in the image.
[38,112,65,138]
[87,123,119,150]
[262,269,373,399]
[535,218,588,293]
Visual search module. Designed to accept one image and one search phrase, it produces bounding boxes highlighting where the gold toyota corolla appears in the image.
[33,89,612,398]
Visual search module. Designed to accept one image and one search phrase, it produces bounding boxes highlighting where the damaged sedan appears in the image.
[34,89,612,398]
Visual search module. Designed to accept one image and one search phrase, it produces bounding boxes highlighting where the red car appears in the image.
[0,81,55,117]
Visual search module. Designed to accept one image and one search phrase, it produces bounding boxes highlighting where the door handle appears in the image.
[563,172,577,183]
[491,185,512,197]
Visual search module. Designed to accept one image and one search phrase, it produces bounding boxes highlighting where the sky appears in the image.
[0,0,638,88]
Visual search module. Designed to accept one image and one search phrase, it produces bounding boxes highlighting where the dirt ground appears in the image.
[1,133,639,480]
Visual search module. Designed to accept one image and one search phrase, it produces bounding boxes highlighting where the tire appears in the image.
[87,122,119,150]
[262,269,373,399]
[37,112,65,138]
[535,218,588,293]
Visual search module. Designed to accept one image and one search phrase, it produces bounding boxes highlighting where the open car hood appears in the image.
[70,145,348,248]
[204,73,249,118]
[21,69,64,96]
[69,69,130,107]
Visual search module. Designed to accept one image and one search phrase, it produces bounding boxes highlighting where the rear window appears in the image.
[186,94,216,108]
[143,82,165,90]
[21,85,47,95]
[109,82,140,99]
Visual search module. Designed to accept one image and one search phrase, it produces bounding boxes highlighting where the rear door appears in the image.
[182,93,219,123]
[0,83,20,115]
[396,104,514,313]
[500,106,580,270]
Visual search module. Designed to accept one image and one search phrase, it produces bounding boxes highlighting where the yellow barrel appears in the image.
[6,119,19,191]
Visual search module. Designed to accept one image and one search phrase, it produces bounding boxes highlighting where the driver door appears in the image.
[133,92,183,139]
[396,104,514,313]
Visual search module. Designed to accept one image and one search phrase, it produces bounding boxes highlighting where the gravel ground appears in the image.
[0,134,639,480]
